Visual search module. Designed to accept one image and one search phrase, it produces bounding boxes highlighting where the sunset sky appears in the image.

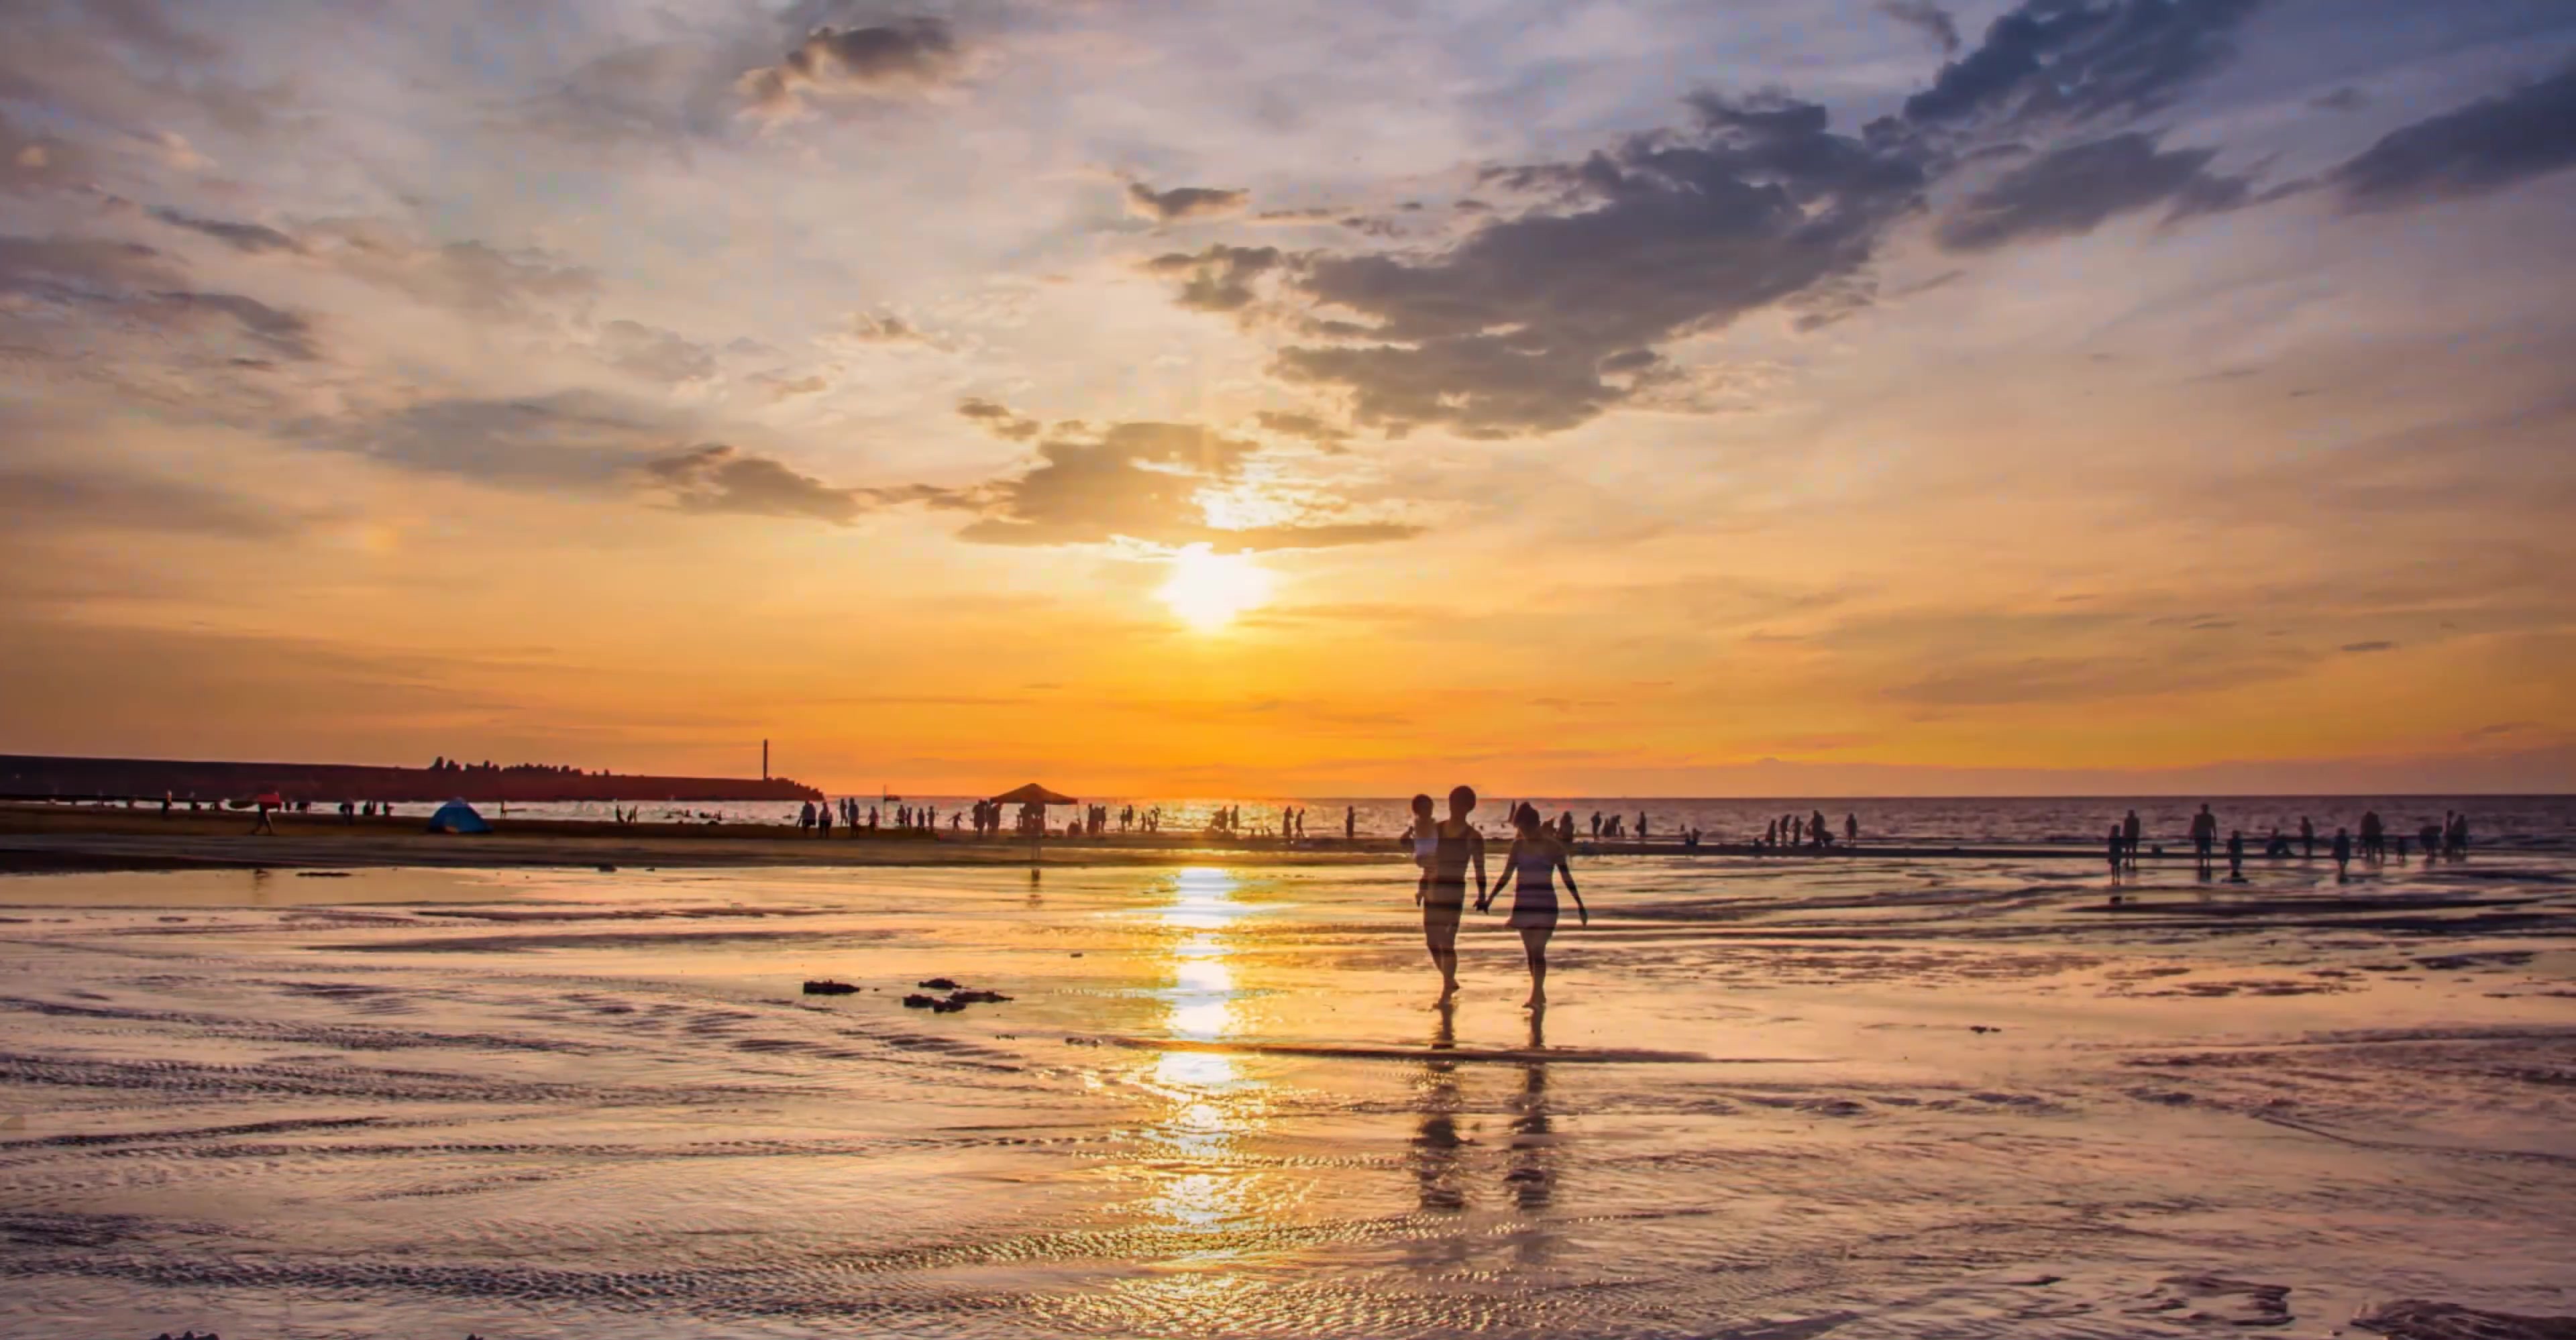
[3,0,2573,795]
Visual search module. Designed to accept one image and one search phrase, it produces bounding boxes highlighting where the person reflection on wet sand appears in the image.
[1506,1007,1558,1215]
[1410,1000,1468,1215]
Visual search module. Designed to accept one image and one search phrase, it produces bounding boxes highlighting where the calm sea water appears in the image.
[462,795,2576,850]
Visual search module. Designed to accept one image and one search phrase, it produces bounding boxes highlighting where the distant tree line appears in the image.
[427,757,616,777]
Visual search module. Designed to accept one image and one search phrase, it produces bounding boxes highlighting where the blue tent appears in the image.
[425,799,491,834]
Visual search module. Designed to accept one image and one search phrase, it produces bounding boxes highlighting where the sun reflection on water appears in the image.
[1126,866,1275,1270]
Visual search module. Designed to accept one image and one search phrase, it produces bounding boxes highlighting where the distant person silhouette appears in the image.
[2190,804,2218,875]
[1845,813,1858,844]
[2226,830,2246,882]
[2124,810,2143,869]
[2107,823,2125,886]
[1482,803,1586,1009]
[2333,828,2352,881]
[2300,816,2315,860]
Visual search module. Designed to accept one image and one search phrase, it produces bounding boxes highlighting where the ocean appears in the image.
[454,794,2576,850]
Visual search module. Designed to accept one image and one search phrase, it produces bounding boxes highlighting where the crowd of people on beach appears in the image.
[2106,804,2476,892]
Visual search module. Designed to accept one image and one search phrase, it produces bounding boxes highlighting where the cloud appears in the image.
[306,390,694,488]
[0,235,317,360]
[1125,180,1249,223]
[643,445,871,524]
[1253,205,1345,223]
[738,18,970,119]
[1143,244,1283,313]
[1900,0,2265,129]
[759,373,830,402]
[846,312,926,343]
[1254,410,1352,448]
[148,205,299,254]
[2328,60,2576,211]
[957,396,1041,440]
[304,220,598,320]
[946,421,1419,550]
[1,112,92,190]
[150,290,319,360]
[595,319,715,383]
[1935,131,2252,252]
[1877,0,1962,55]
[1266,93,1927,437]
[0,467,297,538]
[2340,640,2398,654]
[2310,87,2368,113]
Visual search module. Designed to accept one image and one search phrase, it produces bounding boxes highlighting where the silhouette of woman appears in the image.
[1482,802,1586,1008]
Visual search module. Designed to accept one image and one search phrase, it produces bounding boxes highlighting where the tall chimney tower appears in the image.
[762,739,769,781]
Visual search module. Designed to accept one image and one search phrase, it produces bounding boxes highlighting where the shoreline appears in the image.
[0,803,2482,874]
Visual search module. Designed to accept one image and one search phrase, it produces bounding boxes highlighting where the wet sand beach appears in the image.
[4,850,2573,1339]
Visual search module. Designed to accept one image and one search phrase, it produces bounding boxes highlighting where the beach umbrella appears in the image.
[988,783,1076,875]
[988,783,1077,807]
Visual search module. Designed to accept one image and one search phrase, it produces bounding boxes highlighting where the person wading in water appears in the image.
[1420,786,1487,1004]
[1483,803,1587,1009]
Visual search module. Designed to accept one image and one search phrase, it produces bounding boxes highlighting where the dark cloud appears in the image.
[739,18,969,118]
[307,390,692,488]
[0,235,181,311]
[643,445,875,524]
[1252,206,1344,223]
[1269,93,1927,437]
[2328,60,2576,210]
[2310,86,2368,113]
[1935,131,2251,252]
[1254,410,1352,448]
[1901,0,2264,129]
[947,421,1417,551]
[846,312,926,343]
[957,397,1041,441]
[1126,181,1249,223]
[0,235,317,360]
[1878,0,1962,55]
[1144,243,1283,313]
[2341,640,2398,654]
[150,290,319,360]
[148,206,300,255]
[0,467,297,538]
[595,319,715,383]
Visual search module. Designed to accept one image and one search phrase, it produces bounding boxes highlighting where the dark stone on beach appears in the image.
[1970,1025,2001,1034]
[918,977,962,990]
[903,986,1010,1011]
[596,864,616,873]
[2355,1300,2576,1339]
[802,980,859,995]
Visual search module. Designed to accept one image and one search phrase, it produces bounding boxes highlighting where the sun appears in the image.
[1156,545,1273,631]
